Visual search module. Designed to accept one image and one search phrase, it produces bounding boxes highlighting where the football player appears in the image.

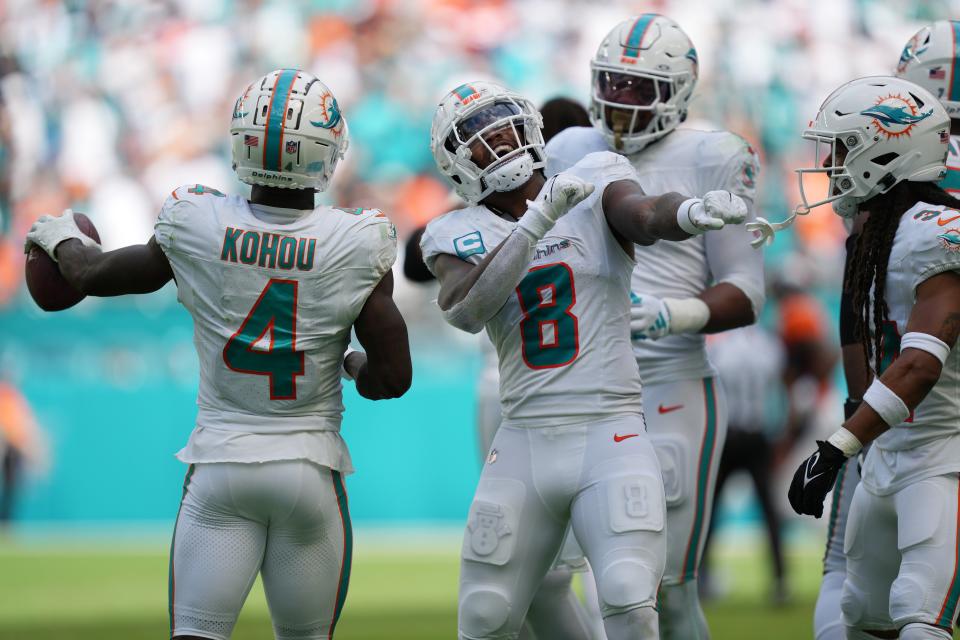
[24,69,411,640]
[420,80,747,640]
[788,75,960,640]
[814,23,960,639]
[545,15,764,639]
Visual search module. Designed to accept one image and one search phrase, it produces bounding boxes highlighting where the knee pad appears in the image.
[597,559,658,614]
[889,573,930,626]
[840,578,868,629]
[602,604,658,640]
[459,589,512,639]
[650,435,687,508]
[462,478,525,567]
[899,622,952,640]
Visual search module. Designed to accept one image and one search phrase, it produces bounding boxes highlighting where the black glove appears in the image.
[788,440,847,518]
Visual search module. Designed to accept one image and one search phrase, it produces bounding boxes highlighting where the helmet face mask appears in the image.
[794,76,950,218]
[230,69,348,192]
[432,83,545,205]
[589,15,698,154]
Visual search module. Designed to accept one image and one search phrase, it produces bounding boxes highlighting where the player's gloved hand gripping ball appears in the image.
[24,209,102,311]
[788,440,847,518]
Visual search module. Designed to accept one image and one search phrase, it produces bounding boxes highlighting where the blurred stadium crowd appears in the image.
[0,0,957,541]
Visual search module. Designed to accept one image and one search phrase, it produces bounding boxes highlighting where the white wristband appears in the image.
[677,198,705,236]
[901,332,951,365]
[663,297,710,334]
[827,426,863,457]
[862,378,910,427]
[341,347,358,380]
[515,202,556,243]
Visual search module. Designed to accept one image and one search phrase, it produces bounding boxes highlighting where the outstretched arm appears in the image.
[56,237,174,296]
[348,271,412,400]
[602,180,747,250]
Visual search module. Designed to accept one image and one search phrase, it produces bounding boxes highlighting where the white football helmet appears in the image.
[230,69,348,191]
[896,21,960,118]
[589,14,698,154]
[796,76,948,217]
[431,81,546,205]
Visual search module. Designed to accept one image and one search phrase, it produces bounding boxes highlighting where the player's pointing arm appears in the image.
[602,180,748,248]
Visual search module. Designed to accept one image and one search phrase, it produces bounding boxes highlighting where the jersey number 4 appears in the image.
[222,278,305,400]
[516,263,579,369]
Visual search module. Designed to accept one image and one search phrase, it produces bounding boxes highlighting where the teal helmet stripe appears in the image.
[263,69,298,171]
[951,21,960,102]
[454,83,477,102]
[623,14,655,59]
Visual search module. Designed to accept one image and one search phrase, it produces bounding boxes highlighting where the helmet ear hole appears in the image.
[871,152,899,166]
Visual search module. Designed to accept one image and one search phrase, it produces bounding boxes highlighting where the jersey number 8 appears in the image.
[223,278,305,400]
[516,263,579,369]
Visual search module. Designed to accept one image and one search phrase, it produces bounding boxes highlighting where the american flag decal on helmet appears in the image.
[244,135,259,147]
[931,67,947,80]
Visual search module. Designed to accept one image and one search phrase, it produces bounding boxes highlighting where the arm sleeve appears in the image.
[403,227,436,283]
[703,138,765,317]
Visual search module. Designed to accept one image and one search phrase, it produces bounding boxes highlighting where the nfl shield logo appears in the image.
[285,140,299,154]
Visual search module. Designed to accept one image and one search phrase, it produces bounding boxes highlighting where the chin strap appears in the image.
[745,203,811,248]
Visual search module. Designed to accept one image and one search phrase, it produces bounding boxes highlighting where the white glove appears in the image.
[518,173,595,241]
[630,293,671,340]
[24,209,100,262]
[678,190,748,234]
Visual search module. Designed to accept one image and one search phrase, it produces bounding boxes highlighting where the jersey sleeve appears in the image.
[419,212,470,275]
[564,151,642,190]
[346,209,398,280]
[904,217,960,292]
[544,126,610,177]
[712,134,761,205]
[154,186,199,255]
[154,185,223,257]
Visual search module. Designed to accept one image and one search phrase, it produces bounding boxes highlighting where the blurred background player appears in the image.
[545,15,765,639]
[0,377,45,530]
[420,80,747,640]
[402,95,595,640]
[786,75,960,640]
[813,23,960,640]
[24,69,412,640]
[701,324,788,604]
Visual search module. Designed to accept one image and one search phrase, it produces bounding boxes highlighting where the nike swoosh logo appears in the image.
[613,433,639,443]
[803,452,823,487]
[938,215,960,226]
[658,404,684,414]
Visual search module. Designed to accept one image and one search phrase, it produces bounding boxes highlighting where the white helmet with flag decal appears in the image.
[230,69,348,191]
[589,14,698,154]
[896,20,960,119]
[431,81,546,205]
[748,76,949,245]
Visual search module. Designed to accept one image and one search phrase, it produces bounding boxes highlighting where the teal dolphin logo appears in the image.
[938,228,960,251]
[859,104,933,126]
[310,96,342,130]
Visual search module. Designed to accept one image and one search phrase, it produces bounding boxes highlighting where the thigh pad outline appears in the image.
[650,434,688,508]
[606,472,665,534]
[462,477,526,566]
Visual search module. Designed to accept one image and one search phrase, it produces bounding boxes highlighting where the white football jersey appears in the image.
[420,152,643,426]
[155,185,397,471]
[861,201,960,495]
[938,134,960,197]
[546,126,763,384]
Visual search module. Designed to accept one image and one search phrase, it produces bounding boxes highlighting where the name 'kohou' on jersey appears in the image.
[420,152,643,425]
[155,185,396,471]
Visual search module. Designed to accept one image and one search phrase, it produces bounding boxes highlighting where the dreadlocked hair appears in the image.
[846,180,958,376]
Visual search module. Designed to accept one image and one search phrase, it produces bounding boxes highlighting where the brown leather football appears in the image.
[25,212,101,311]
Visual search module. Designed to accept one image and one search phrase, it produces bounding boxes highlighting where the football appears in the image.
[24,213,101,311]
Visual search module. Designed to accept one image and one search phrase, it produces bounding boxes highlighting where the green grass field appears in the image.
[0,531,844,639]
